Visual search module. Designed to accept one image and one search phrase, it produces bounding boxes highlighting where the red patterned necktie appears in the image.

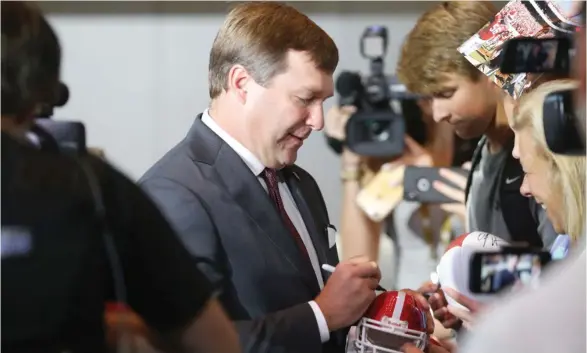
[261,168,311,263]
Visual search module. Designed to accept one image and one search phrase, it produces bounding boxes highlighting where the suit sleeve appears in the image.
[140,177,324,353]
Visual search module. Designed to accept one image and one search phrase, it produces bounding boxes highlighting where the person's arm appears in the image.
[97,162,240,353]
[428,121,455,168]
[339,149,383,261]
[174,299,244,353]
[140,177,324,353]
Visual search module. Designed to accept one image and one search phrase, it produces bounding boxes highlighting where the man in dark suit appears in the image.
[139,3,383,353]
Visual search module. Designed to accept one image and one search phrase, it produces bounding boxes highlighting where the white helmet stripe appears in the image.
[391,290,406,321]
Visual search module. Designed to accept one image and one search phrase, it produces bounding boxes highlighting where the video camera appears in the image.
[500,36,584,156]
[334,26,427,158]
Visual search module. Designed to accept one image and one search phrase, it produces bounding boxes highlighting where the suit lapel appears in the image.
[186,116,319,293]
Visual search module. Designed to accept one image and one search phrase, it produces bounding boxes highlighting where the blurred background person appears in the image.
[1,3,240,353]
[491,255,518,293]
[324,93,478,290]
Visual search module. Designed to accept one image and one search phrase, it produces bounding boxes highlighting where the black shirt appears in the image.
[1,133,214,352]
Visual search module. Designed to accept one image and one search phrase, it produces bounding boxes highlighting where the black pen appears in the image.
[321,264,387,292]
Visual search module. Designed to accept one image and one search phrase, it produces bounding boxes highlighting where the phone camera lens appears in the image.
[416,178,431,192]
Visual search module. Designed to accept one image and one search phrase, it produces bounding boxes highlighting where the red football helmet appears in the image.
[349,291,429,353]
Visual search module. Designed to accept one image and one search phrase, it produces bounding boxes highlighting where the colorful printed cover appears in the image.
[458,0,583,99]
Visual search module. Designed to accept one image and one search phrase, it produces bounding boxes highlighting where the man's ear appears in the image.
[227,64,251,104]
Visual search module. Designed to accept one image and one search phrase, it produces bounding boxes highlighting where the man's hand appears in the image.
[315,256,381,331]
[444,287,484,330]
[417,282,461,330]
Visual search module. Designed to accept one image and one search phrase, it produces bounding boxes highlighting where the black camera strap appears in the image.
[76,157,132,353]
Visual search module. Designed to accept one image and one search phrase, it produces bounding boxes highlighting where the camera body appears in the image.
[500,36,584,155]
[336,26,421,159]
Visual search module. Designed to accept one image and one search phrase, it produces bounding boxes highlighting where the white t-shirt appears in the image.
[459,242,586,353]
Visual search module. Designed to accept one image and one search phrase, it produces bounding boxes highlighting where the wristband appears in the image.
[340,167,361,182]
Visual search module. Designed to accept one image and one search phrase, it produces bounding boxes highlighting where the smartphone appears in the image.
[499,37,572,74]
[34,119,87,155]
[469,248,551,294]
[356,165,405,222]
[403,166,468,204]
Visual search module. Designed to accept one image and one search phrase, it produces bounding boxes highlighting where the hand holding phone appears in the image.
[403,164,469,205]
[433,163,470,221]
[469,248,551,295]
[443,287,483,331]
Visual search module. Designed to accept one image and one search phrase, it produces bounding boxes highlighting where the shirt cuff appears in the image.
[308,300,330,343]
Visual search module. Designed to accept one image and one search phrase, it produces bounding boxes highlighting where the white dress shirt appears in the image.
[202,110,331,343]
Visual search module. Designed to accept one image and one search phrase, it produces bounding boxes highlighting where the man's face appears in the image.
[243,51,333,169]
[429,74,498,139]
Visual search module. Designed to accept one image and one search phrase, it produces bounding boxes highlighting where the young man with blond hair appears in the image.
[141,3,433,352]
[397,1,557,330]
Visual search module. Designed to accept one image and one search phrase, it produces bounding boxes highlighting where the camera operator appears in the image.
[326,97,461,258]
[1,3,239,353]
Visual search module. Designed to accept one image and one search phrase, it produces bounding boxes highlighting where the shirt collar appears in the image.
[201,109,265,176]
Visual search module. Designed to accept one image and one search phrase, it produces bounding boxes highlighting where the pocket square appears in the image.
[326,225,337,249]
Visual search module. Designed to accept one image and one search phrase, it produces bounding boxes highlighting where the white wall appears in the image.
[41,1,500,228]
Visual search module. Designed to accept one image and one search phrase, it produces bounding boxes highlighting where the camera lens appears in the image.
[367,121,390,141]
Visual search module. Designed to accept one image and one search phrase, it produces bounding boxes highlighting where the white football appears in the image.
[436,231,509,311]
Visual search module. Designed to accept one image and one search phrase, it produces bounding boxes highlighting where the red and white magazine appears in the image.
[458,0,583,99]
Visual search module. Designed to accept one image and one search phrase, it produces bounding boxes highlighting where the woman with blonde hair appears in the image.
[510,79,585,243]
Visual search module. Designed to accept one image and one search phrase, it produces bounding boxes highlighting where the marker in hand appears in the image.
[423,271,441,300]
[321,264,387,292]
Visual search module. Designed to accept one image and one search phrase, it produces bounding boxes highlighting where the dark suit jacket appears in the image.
[139,115,347,353]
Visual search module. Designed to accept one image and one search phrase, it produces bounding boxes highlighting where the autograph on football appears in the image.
[476,232,505,248]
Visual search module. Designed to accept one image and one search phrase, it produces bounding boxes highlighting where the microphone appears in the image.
[335,71,363,107]
[55,82,69,108]
[37,82,69,118]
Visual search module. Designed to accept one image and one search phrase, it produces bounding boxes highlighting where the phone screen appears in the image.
[471,251,551,294]
[501,37,571,74]
[514,39,559,72]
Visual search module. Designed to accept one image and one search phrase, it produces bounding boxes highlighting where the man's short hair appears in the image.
[208,2,339,99]
[1,1,61,120]
[397,1,497,95]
